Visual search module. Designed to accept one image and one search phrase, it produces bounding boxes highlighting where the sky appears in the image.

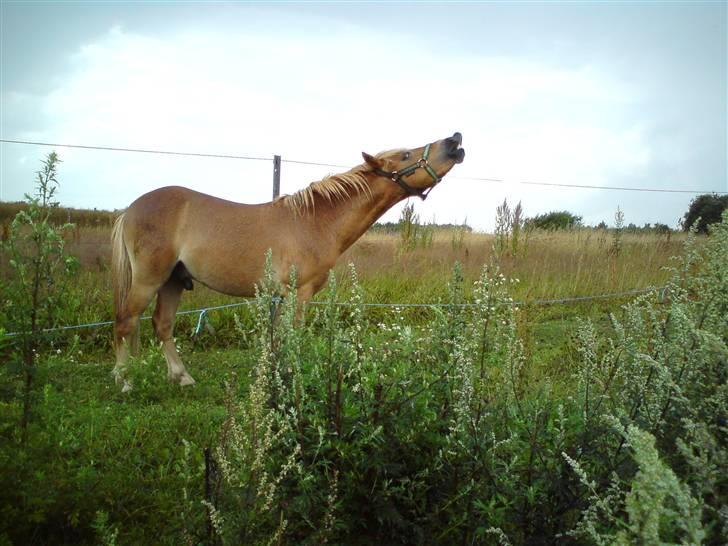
[1,0,726,231]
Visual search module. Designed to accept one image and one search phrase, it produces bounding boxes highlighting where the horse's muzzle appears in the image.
[445,132,465,163]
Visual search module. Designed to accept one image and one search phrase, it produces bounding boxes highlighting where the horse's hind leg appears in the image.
[113,282,158,391]
[153,277,195,386]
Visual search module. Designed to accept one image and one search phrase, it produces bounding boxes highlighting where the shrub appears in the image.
[682,193,728,233]
[526,210,582,231]
[563,210,728,543]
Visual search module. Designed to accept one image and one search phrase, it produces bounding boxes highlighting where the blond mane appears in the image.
[281,164,373,213]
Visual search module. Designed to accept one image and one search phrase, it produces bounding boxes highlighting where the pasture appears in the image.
[1,213,726,545]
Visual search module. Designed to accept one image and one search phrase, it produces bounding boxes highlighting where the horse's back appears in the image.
[125,185,253,232]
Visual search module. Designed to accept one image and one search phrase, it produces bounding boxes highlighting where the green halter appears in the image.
[374,143,441,200]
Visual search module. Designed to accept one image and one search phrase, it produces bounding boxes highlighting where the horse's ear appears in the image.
[362,152,381,169]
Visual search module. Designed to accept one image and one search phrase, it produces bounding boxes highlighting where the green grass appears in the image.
[0,346,250,544]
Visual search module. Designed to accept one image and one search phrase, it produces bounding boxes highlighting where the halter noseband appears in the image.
[374,143,441,200]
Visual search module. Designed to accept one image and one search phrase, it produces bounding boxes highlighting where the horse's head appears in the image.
[362,133,465,200]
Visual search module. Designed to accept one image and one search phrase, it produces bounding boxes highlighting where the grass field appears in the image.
[2,211,725,545]
[56,223,685,316]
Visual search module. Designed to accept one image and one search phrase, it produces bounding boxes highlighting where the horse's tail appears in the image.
[111,213,131,314]
[111,213,139,352]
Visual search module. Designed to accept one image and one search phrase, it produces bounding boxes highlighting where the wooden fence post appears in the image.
[272,155,281,199]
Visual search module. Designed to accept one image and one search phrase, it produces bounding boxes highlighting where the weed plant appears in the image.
[1,153,79,440]
[398,202,434,252]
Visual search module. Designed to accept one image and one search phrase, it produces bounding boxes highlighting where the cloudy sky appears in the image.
[1,1,726,230]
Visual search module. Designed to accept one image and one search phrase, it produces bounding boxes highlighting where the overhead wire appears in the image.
[0,139,271,162]
[2,137,725,194]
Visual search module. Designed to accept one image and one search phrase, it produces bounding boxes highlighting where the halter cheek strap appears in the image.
[374,143,441,200]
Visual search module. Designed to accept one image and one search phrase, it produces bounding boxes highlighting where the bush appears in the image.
[682,193,728,233]
[563,210,728,543]
[526,210,582,231]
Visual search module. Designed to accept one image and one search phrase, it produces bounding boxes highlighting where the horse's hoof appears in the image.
[121,380,133,393]
[179,374,196,387]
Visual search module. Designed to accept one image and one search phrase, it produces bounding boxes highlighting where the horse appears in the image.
[111,132,465,390]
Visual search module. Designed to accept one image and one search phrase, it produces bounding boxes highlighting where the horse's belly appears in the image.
[178,235,328,298]
[179,253,262,298]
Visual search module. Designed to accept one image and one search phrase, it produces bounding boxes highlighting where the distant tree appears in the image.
[653,223,671,235]
[682,193,728,233]
[370,220,471,234]
[526,211,582,231]
[596,221,608,230]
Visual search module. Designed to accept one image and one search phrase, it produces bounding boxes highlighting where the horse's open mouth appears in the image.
[451,147,465,163]
[446,132,465,163]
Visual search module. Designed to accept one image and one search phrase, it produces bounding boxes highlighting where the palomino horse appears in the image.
[112,133,465,390]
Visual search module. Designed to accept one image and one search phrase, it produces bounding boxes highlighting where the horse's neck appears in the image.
[316,176,406,253]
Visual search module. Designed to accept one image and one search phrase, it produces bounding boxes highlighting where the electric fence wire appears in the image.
[2,286,665,338]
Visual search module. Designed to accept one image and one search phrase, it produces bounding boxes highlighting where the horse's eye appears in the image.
[402,152,411,161]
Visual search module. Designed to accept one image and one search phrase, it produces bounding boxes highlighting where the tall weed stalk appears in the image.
[1,152,78,440]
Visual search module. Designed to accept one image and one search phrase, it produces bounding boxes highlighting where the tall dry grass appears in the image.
[338,228,685,302]
[14,222,687,326]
